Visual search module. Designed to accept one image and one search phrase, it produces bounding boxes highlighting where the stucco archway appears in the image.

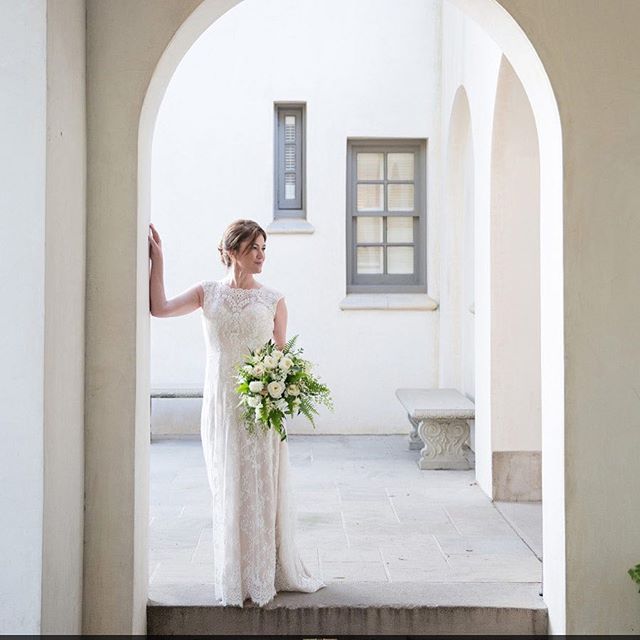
[131,0,564,632]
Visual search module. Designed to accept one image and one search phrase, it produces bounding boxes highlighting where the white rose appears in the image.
[252,363,266,376]
[247,395,262,408]
[249,380,264,393]
[267,380,285,398]
[242,364,254,373]
[263,355,277,369]
[287,384,300,396]
[272,350,284,361]
[279,356,293,371]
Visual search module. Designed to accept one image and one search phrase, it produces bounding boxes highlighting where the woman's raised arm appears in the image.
[149,223,203,317]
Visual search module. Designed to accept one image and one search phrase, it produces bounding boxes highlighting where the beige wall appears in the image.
[85,0,235,633]
[78,0,640,634]
[43,1,87,634]
[502,0,640,632]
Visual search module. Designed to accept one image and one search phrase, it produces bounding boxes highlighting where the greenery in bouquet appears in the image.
[235,335,334,441]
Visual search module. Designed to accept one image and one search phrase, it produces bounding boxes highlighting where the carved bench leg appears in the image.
[417,418,472,470]
[407,414,423,450]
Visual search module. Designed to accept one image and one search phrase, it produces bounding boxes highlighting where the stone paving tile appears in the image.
[444,504,516,536]
[435,534,532,556]
[494,501,543,559]
[321,560,389,582]
[446,553,542,582]
[318,545,383,563]
[149,435,543,595]
[151,559,216,585]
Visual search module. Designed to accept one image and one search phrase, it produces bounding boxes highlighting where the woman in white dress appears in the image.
[149,218,326,607]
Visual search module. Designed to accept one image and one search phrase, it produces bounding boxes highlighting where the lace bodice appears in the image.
[201,280,283,368]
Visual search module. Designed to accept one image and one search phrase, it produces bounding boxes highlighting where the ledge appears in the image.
[265,218,315,234]
[339,293,439,311]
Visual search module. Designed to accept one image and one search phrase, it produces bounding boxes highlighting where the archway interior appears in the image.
[139,0,564,629]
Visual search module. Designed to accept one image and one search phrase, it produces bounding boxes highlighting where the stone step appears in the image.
[147,582,547,636]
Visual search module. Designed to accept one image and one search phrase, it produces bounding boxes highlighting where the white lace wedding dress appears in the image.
[199,279,326,607]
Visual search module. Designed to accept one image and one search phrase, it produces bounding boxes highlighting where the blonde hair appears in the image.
[218,219,267,268]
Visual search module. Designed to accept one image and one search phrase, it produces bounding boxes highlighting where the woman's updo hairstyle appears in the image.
[218,219,267,268]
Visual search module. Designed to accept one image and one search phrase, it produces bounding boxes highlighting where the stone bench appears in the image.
[150,386,203,401]
[395,388,475,470]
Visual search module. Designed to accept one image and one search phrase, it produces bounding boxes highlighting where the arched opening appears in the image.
[136,0,564,631]
[440,85,475,398]
[489,54,541,501]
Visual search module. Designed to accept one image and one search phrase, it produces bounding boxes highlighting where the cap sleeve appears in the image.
[266,287,285,315]
[200,280,215,313]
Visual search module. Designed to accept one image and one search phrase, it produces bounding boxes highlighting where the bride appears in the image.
[149,218,326,607]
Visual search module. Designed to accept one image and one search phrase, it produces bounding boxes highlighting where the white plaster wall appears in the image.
[440,1,502,494]
[0,0,47,633]
[151,0,442,434]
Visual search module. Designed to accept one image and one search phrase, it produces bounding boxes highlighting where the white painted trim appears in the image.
[339,293,439,311]
[265,218,315,234]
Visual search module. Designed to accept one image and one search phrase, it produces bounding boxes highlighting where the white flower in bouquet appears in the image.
[242,364,254,373]
[272,349,284,361]
[263,354,277,369]
[267,380,285,398]
[278,356,293,372]
[275,398,288,412]
[247,395,262,408]
[249,380,264,393]
[287,384,300,396]
[252,363,266,376]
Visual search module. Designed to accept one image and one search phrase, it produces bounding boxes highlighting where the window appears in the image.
[274,103,305,218]
[346,139,427,293]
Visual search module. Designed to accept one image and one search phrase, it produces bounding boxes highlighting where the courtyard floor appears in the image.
[148,435,542,604]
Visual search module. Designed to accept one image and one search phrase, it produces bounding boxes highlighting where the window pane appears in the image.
[285,173,296,199]
[387,153,414,180]
[387,216,414,243]
[387,246,414,274]
[388,184,414,211]
[357,184,384,211]
[357,153,384,180]
[357,216,383,243]
[357,247,384,274]
[284,116,296,143]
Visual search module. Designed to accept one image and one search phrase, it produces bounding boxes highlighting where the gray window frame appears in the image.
[346,138,427,294]
[274,103,306,218]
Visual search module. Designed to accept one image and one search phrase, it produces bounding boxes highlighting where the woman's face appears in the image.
[230,234,266,273]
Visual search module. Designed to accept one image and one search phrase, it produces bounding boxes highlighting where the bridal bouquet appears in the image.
[235,335,334,441]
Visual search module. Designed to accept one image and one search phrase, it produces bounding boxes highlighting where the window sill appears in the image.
[266,218,315,234]
[339,293,439,311]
